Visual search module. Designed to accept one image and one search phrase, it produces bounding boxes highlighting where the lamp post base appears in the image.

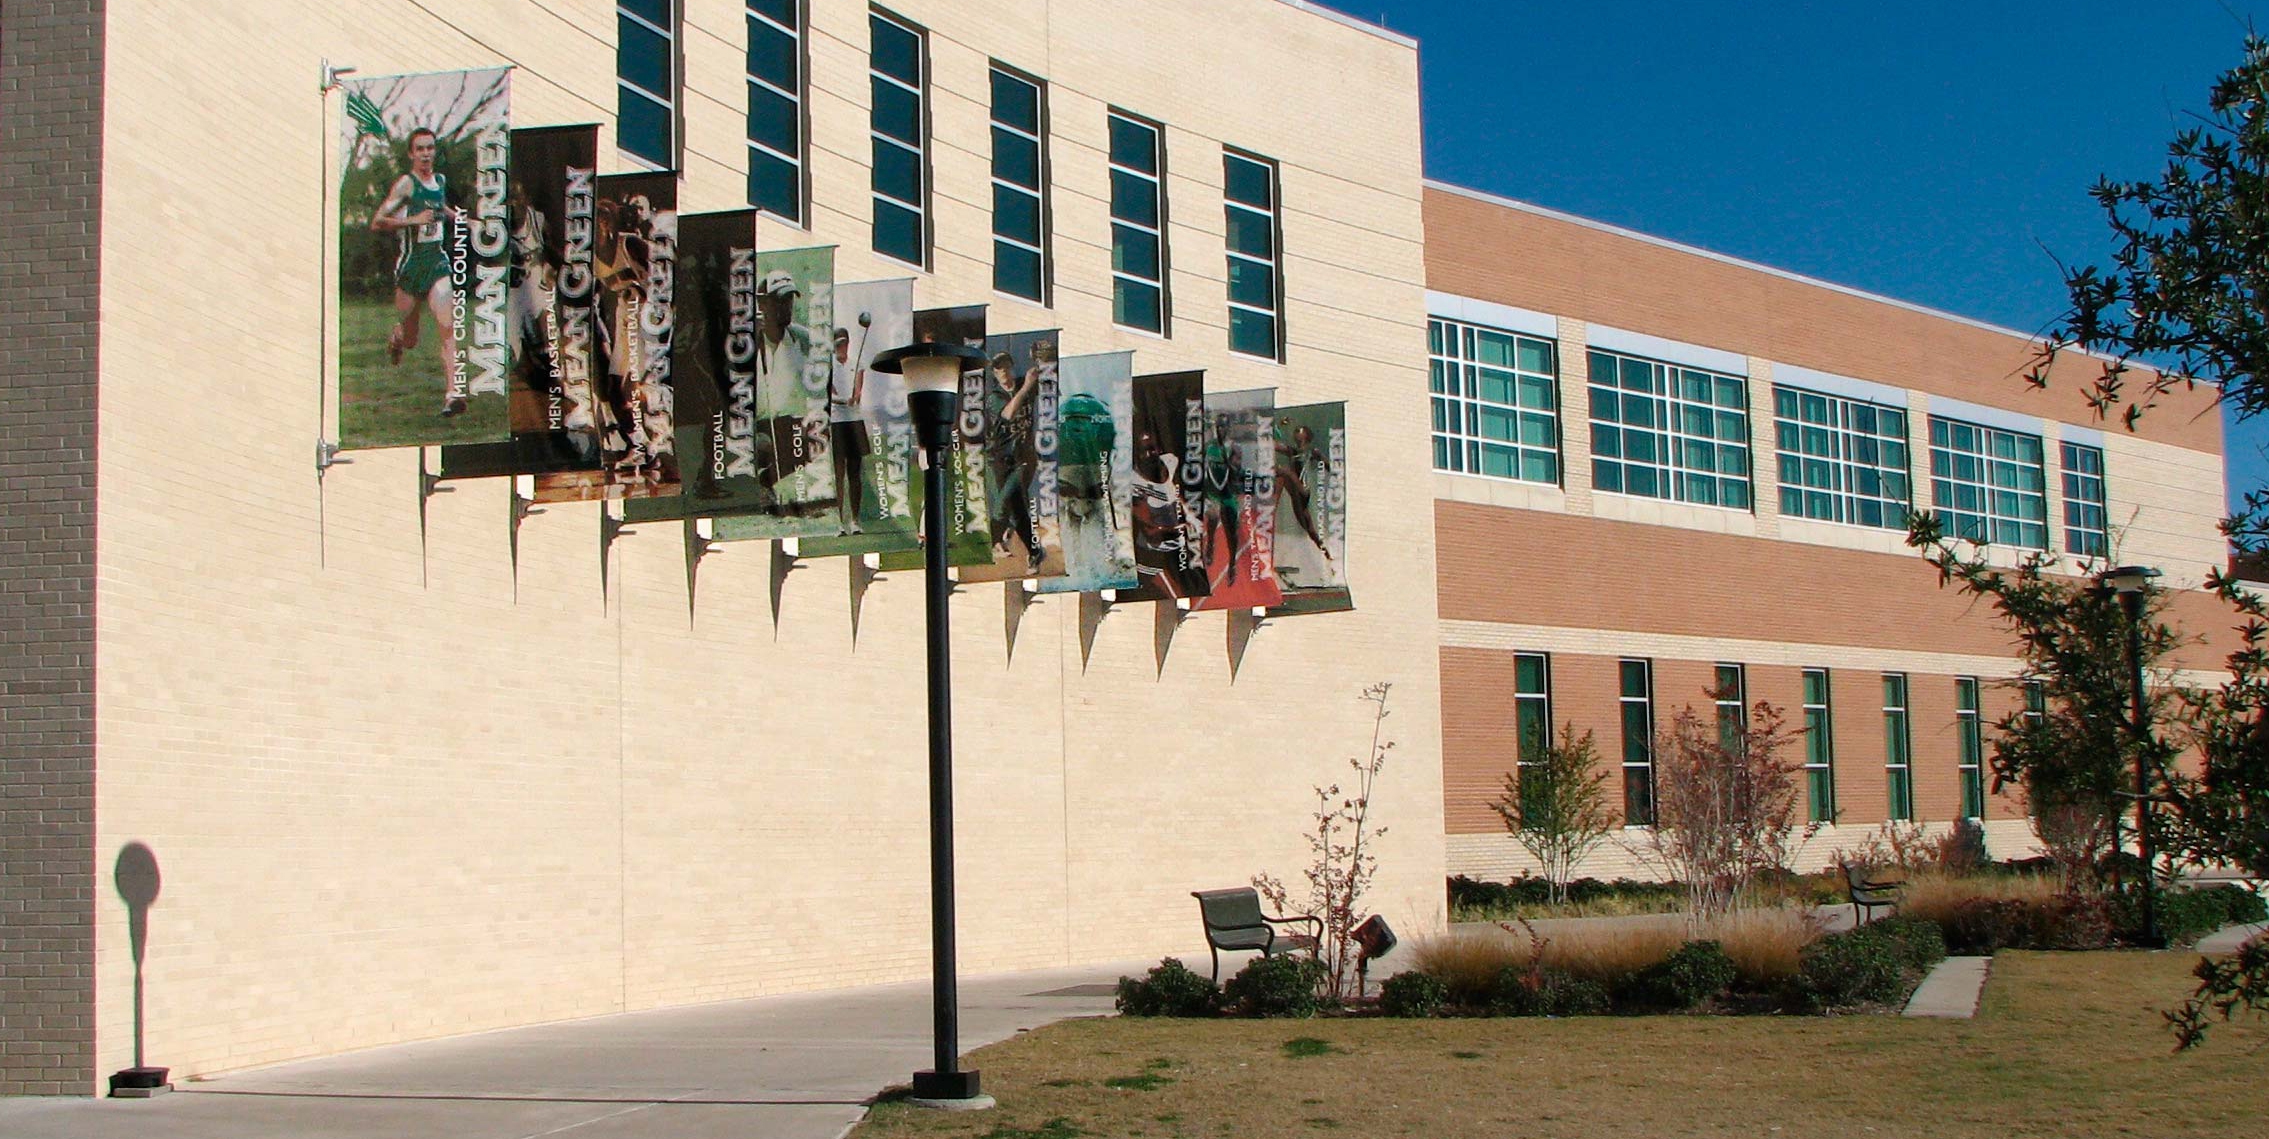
[910,1068,986,1105]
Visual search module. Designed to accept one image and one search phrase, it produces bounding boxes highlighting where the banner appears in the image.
[335,67,513,450]
[439,124,602,483]
[959,329,1064,582]
[1270,401,1349,611]
[1124,371,1212,601]
[697,246,837,539]
[877,306,995,570]
[1194,388,1285,611]
[1038,352,1139,594]
[624,209,764,522]
[528,172,680,501]
[788,279,918,558]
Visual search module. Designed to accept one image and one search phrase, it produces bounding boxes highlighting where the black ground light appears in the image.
[871,339,992,1107]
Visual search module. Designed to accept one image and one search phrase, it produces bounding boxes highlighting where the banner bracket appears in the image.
[315,439,351,476]
[319,59,356,94]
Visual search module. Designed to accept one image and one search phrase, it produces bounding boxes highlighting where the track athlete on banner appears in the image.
[370,126,466,417]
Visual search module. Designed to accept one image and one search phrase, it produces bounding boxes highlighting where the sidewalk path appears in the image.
[0,959,1151,1139]
[2196,921,2267,955]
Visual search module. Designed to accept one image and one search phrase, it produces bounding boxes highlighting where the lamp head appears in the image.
[873,342,987,395]
[2100,565,2160,596]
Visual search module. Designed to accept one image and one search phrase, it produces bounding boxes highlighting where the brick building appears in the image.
[0,0,2234,1100]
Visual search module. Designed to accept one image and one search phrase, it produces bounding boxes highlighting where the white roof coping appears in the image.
[1276,0,1417,48]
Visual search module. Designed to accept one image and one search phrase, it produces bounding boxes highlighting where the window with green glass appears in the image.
[1427,318,1559,484]
[1514,653,1551,826]
[869,11,927,267]
[1804,668,1836,823]
[1589,349,1751,508]
[1930,416,2047,549]
[1224,150,1281,360]
[2061,441,2108,558]
[618,0,676,168]
[2024,679,2046,723]
[1109,111,1166,333]
[990,65,1048,302]
[1957,676,1985,820]
[745,0,803,224]
[1621,659,1655,826]
[1773,385,1910,528]
[1715,663,1747,751]
[1883,673,1913,821]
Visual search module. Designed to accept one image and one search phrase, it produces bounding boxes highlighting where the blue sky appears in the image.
[1354,0,2266,507]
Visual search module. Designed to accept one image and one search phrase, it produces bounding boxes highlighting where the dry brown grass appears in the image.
[1899,871,2064,928]
[1410,907,1824,993]
[850,952,2269,1139]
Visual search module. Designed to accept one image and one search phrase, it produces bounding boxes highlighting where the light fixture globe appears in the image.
[873,342,986,394]
[2099,564,2161,595]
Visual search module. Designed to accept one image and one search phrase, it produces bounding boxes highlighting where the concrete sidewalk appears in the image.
[0,958,1153,1139]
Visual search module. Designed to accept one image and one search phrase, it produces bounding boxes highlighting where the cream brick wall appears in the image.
[90,0,1441,1088]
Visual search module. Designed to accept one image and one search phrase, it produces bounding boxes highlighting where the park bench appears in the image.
[1841,861,1905,926]
[1192,887,1322,983]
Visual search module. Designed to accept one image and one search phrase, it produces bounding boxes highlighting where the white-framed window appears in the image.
[869,9,927,267]
[2062,441,2108,558]
[1428,318,1559,483]
[1589,349,1752,508]
[1510,653,1552,826]
[1803,668,1835,823]
[1883,673,1913,822]
[1930,416,2047,549]
[990,64,1048,303]
[1956,677,1985,820]
[1715,662,1747,748]
[1224,149,1282,360]
[1773,386,1911,528]
[1620,658,1655,826]
[1108,110,1167,333]
[618,0,677,168]
[745,0,804,225]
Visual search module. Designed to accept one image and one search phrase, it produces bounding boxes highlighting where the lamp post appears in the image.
[2100,563,2163,949]
[871,340,991,1106]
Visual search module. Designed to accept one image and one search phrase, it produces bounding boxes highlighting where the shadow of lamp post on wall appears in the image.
[110,842,167,1097]
[871,338,994,1110]
[2100,563,2164,949]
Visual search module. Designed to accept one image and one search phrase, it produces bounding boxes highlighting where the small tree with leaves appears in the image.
[1490,723,1614,905]
[1906,515,2184,889]
[1642,697,1805,920]
[1255,683,1395,1004]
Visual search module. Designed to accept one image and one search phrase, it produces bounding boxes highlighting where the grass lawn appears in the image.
[850,952,2266,1139]
[339,295,509,450]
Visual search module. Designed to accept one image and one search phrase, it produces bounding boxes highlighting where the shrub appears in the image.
[1934,892,2116,954]
[1224,954,1327,1018]
[2126,886,2263,947]
[1626,939,1738,1010]
[2194,883,2267,925]
[1489,965,1610,1017]
[1378,970,1449,1018]
[1116,958,1219,1018]
[1869,916,1949,971]
[1793,927,1910,1011]
[1931,820,1991,875]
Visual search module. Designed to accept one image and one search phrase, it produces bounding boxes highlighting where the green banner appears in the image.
[1268,401,1353,615]
[782,278,919,558]
[960,329,1063,582]
[1194,388,1285,611]
[1037,352,1139,594]
[695,246,838,539]
[877,306,994,570]
[335,67,513,450]
[1124,371,1212,601]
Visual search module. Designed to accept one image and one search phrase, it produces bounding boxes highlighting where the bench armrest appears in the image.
[1262,913,1324,940]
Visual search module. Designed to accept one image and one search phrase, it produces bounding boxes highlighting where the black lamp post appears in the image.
[871,339,991,1105]
[2100,563,2163,949]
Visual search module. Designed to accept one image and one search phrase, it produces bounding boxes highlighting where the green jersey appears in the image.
[393,172,451,296]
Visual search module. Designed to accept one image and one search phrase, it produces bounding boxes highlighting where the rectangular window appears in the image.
[746,0,804,224]
[1715,663,1747,750]
[2062,441,2108,558]
[990,65,1048,303]
[618,0,677,168]
[2024,679,2046,723]
[1773,386,1911,529]
[1224,150,1282,360]
[1589,349,1752,508]
[869,10,927,267]
[1108,111,1167,333]
[1883,673,1913,821]
[1428,318,1560,483]
[1514,653,1552,825]
[1930,416,2048,549]
[1620,659,1655,826]
[1956,677,1985,820]
[1804,668,1836,823]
